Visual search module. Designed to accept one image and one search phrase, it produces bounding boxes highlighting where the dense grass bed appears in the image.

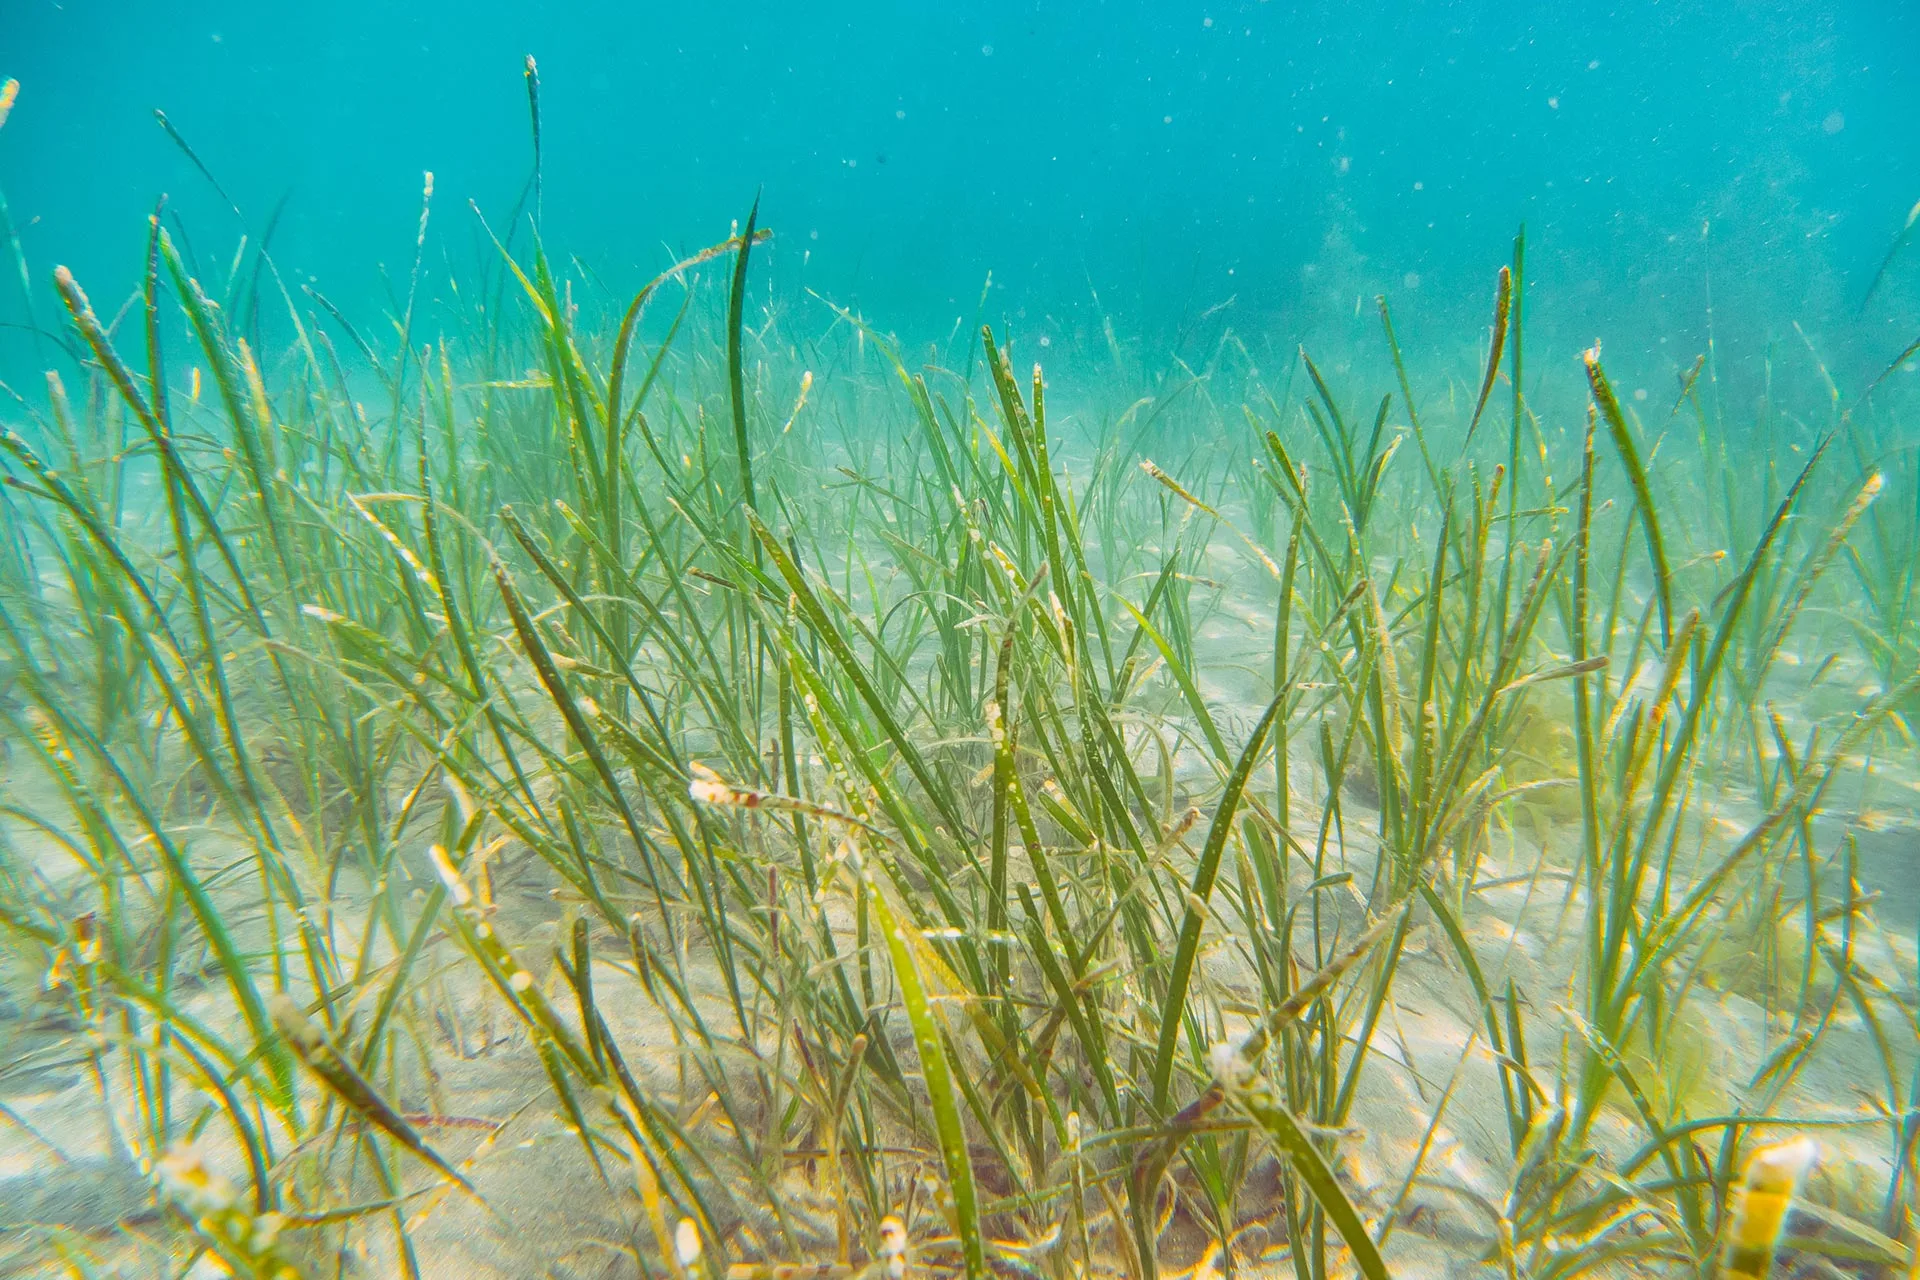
[1,165,1918,1279]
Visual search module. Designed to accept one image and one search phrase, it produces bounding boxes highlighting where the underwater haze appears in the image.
[4,3,1920,1279]
[5,0,1920,388]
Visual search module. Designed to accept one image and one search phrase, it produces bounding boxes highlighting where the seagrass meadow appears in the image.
[3,85,1920,1280]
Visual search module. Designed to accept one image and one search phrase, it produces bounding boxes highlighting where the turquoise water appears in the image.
[4,1,1918,391]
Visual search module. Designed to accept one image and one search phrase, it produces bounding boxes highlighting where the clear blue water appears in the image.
[3,0,1918,393]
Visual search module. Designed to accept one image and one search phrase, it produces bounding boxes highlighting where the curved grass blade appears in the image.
[270,994,477,1196]
[1585,346,1672,646]
[153,108,240,216]
[490,551,669,918]
[1148,687,1286,1113]
[524,54,543,227]
[858,855,985,1280]
[1858,195,1919,316]
[1130,896,1409,1274]
[1464,265,1512,446]
[1228,1071,1391,1280]
[606,232,767,442]
[729,194,762,510]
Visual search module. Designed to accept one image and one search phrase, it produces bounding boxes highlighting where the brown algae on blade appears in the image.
[269,994,478,1197]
